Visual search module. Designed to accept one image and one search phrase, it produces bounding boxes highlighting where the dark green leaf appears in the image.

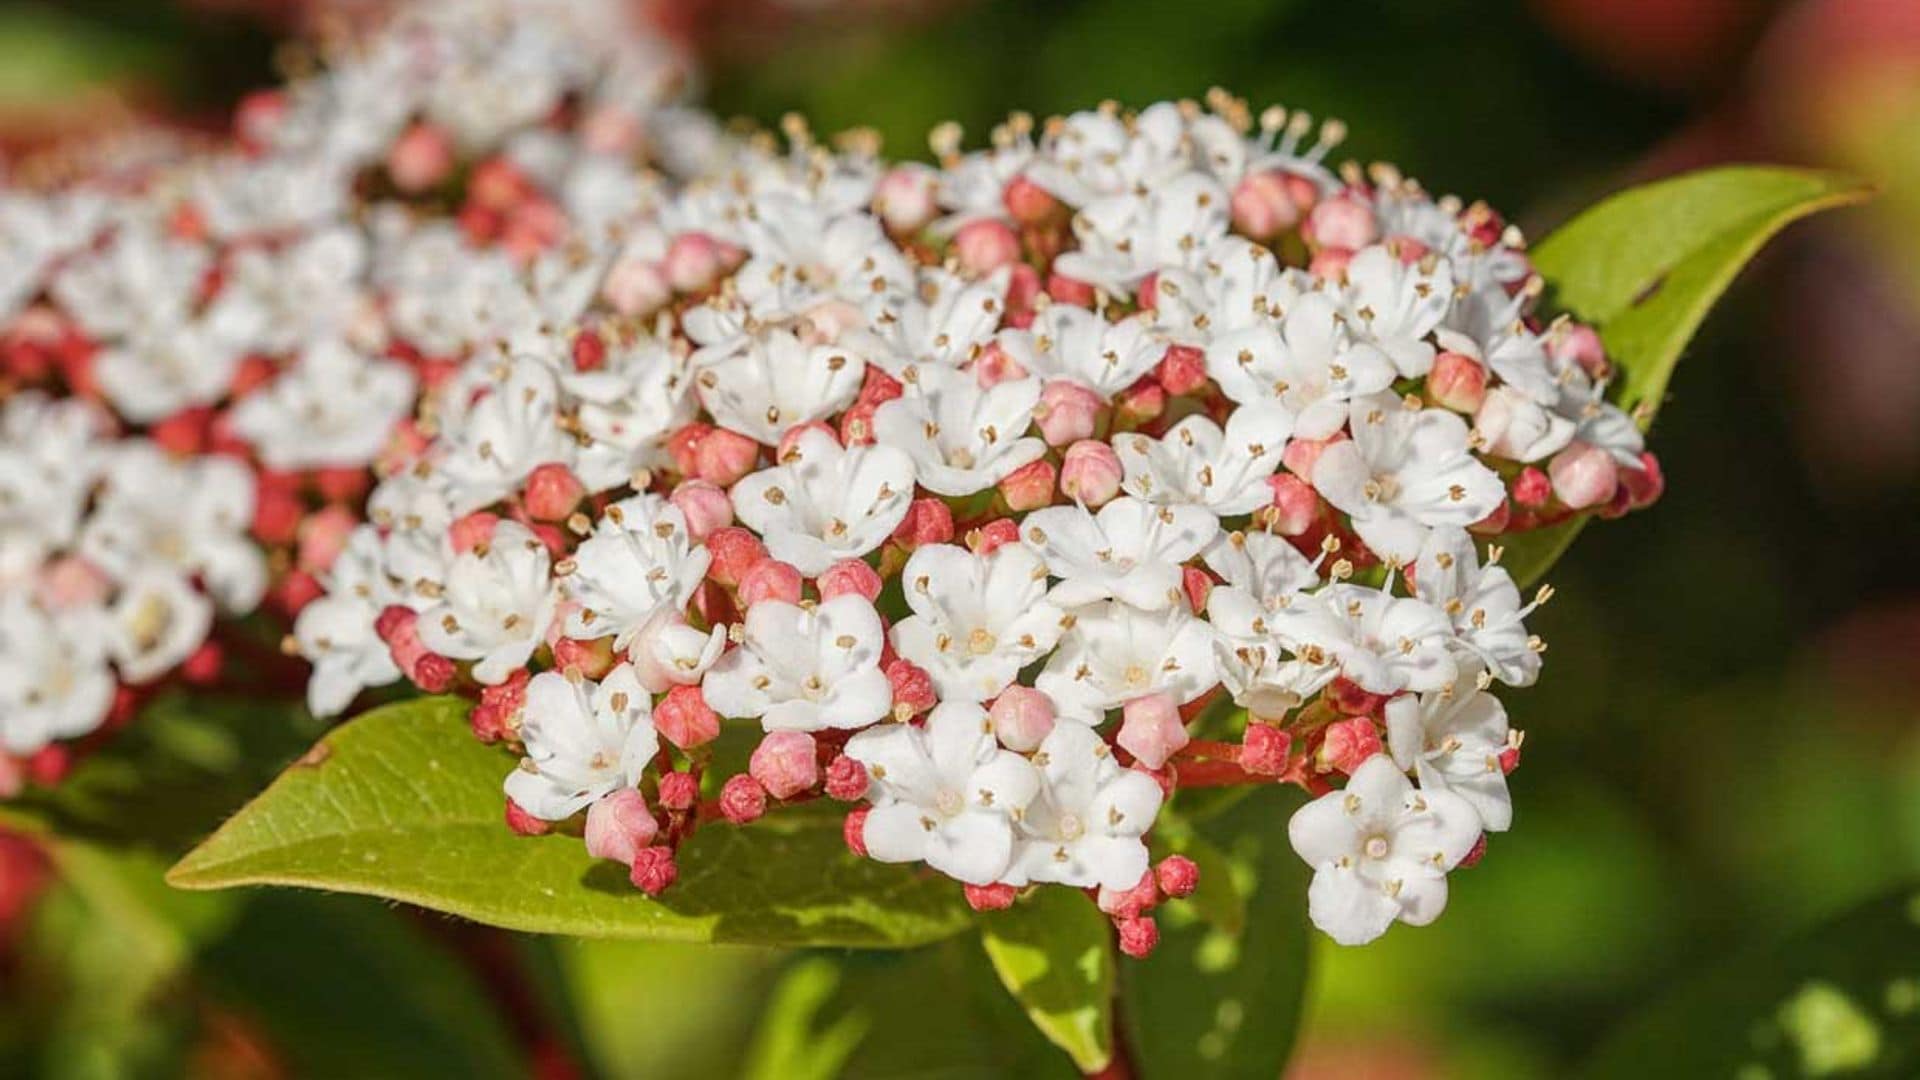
[168,696,972,948]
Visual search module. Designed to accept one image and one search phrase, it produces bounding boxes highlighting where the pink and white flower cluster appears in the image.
[0,0,700,786]
[292,91,1664,950]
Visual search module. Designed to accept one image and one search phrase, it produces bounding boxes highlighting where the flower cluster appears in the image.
[0,0,701,783]
[294,89,1665,949]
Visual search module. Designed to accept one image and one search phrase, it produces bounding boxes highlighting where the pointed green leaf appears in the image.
[1583,883,1920,1078]
[167,696,971,948]
[1505,166,1870,585]
[1121,787,1313,1078]
[980,886,1117,1073]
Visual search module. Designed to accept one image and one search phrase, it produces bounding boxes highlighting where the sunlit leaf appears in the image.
[168,696,972,948]
[980,886,1117,1073]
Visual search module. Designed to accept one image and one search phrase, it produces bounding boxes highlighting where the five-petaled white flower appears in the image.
[890,542,1065,702]
[845,701,1041,885]
[870,363,1045,497]
[702,594,893,732]
[730,428,915,575]
[1311,392,1503,565]
[436,363,577,515]
[1411,527,1542,688]
[0,596,115,755]
[693,325,867,446]
[1340,244,1454,379]
[416,521,558,685]
[1386,668,1516,833]
[1000,306,1165,398]
[1036,601,1218,722]
[1005,721,1165,890]
[229,339,418,471]
[562,493,711,650]
[505,664,660,821]
[1268,582,1456,697]
[294,525,403,717]
[1115,402,1293,516]
[1021,497,1218,610]
[1288,753,1482,945]
[1206,291,1395,440]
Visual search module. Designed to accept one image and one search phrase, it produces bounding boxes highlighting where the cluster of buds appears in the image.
[291,84,1664,950]
[0,0,704,783]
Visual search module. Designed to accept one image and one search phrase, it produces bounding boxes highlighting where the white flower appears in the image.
[205,226,367,354]
[1268,583,1456,696]
[436,363,576,514]
[415,521,558,685]
[1026,104,1192,206]
[731,195,913,317]
[1115,402,1293,515]
[630,611,726,693]
[729,428,915,575]
[562,494,710,650]
[1036,601,1218,722]
[1386,674,1515,832]
[702,594,892,733]
[1202,533,1330,718]
[1205,291,1395,440]
[1055,171,1232,293]
[890,542,1065,702]
[505,664,659,822]
[107,568,214,684]
[1148,236,1312,347]
[870,363,1045,497]
[694,325,866,445]
[1473,385,1576,464]
[1000,306,1165,398]
[1203,528,1322,603]
[294,526,402,717]
[1021,497,1218,610]
[846,701,1041,885]
[564,335,698,490]
[1311,393,1504,564]
[1411,527,1542,688]
[94,318,244,424]
[1288,754,1481,945]
[229,339,417,471]
[80,445,265,613]
[0,394,106,587]
[853,266,1007,374]
[1004,722,1164,890]
[50,220,206,340]
[1440,284,1559,404]
[1341,244,1454,378]
[0,597,114,754]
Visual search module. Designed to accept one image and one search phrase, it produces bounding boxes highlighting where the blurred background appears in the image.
[1,0,1917,1076]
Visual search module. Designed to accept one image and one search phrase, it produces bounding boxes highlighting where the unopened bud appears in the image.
[704,526,769,588]
[1511,466,1552,509]
[523,463,585,522]
[669,480,734,541]
[1098,869,1161,919]
[1231,170,1303,240]
[602,255,670,316]
[505,798,551,836]
[719,774,767,824]
[953,219,1021,275]
[964,882,1020,911]
[657,770,699,811]
[1060,440,1123,507]
[885,659,935,718]
[389,122,454,193]
[1117,915,1160,959]
[989,686,1056,752]
[1155,855,1200,898]
[1317,717,1383,776]
[695,427,760,487]
[817,558,883,603]
[738,559,804,607]
[1155,344,1209,397]
[1240,722,1291,776]
[876,164,939,235]
[1304,193,1378,250]
[585,789,659,865]
[664,232,725,293]
[998,459,1057,511]
[1118,692,1189,769]
[629,845,679,895]
[1548,441,1619,510]
[1036,380,1105,446]
[1003,175,1064,226]
[655,684,721,750]
[750,731,820,800]
[824,754,869,801]
[1428,351,1487,413]
[890,497,955,548]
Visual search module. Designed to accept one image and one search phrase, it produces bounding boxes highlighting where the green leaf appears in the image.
[1505,166,1870,585]
[1120,787,1313,1078]
[548,939,779,1080]
[167,696,972,948]
[980,887,1117,1073]
[1582,883,1920,1078]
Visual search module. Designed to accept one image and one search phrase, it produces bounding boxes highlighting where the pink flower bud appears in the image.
[553,636,617,680]
[1044,272,1097,309]
[629,845,679,895]
[579,104,641,154]
[1283,434,1341,481]
[1118,692,1189,770]
[750,730,820,800]
[505,799,551,836]
[890,498,955,548]
[964,882,1019,911]
[1006,263,1043,316]
[296,505,356,575]
[449,511,500,554]
[1155,855,1200,898]
[585,789,659,865]
[182,641,224,685]
[664,232,725,293]
[1458,833,1489,869]
[471,670,529,743]
[1263,473,1320,536]
[1060,440,1123,507]
[1550,323,1610,381]
[655,684,721,750]
[375,606,455,693]
[1511,466,1553,509]
[1003,175,1064,226]
[875,164,939,235]
[704,527,769,588]
[972,340,1028,387]
[1308,247,1354,280]
[657,770,699,811]
[389,123,455,193]
[1428,351,1488,413]
[1155,344,1209,397]
[1230,170,1302,240]
[251,479,303,546]
[1622,451,1665,510]
[799,300,865,346]
[1117,915,1160,959]
[1036,379,1105,446]
[1326,677,1388,717]
[667,422,710,477]
[602,255,670,316]
[885,659,934,719]
[1098,869,1161,918]
[1317,717,1383,776]
[1240,723,1291,776]
[998,459,1057,511]
[970,517,1020,555]
[1182,567,1213,615]
[1549,441,1620,510]
[572,329,607,372]
[953,219,1021,275]
[36,556,110,611]
[1304,193,1378,250]
[989,686,1056,752]
[695,427,760,487]
[844,806,871,856]
[818,558,883,603]
[523,463,585,522]
[739,559,804,607]
[233,88,286,150]
[719,774,767,824]
[1470,500,1511,535]
[1114,380,1166,429]
[824,754,869,801]
[669,480,733,541]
